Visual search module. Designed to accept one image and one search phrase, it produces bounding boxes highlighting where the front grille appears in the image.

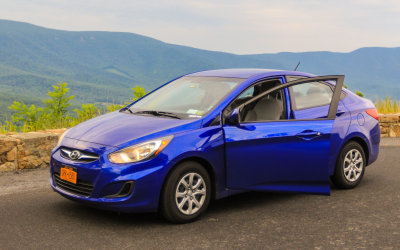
[60,147,99,163]
[54,173,94,197]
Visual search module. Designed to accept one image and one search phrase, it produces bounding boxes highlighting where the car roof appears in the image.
[186,68,315,79]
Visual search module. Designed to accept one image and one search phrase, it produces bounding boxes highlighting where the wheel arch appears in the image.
[342,134,370,166]
[160,156,218,206]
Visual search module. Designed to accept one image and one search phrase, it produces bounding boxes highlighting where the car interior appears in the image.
[242,90,284,121]
[225,79,285,122]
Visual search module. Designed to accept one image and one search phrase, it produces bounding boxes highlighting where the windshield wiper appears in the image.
[120,107,134,114]
[133,110,182,119]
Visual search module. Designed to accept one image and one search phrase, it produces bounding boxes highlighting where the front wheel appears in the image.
[331,141,366,189]
[160,161,211,223]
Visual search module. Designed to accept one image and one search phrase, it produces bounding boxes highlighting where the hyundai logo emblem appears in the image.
[70,150,81,160]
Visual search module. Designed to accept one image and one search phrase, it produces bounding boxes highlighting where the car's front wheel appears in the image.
[331,141,366,189]
[160,161,211,223]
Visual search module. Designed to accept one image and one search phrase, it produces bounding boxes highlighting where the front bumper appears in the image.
[50,140,171,213]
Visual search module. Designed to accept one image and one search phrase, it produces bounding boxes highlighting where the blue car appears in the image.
[50,69,380,223]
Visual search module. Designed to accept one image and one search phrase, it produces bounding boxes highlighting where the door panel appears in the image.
[223,75,345,195]
[224,120,333,194]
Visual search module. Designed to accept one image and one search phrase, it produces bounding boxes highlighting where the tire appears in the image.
[331,141,366,189]
[160,161,211,223]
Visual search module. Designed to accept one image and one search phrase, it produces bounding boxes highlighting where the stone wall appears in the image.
[0,129,65,172]
[379,114,400,137]
[0,114,399,172]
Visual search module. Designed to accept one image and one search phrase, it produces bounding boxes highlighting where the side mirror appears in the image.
[226,108,239,125]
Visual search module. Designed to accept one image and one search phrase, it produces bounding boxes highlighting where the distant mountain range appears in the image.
[0,19,399,120]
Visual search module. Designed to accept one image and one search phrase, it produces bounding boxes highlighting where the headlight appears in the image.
[57,129,69,147]
[108,135,173,164]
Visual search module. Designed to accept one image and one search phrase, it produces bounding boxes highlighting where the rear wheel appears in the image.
[160,161,211,223]
[331,141,366,189]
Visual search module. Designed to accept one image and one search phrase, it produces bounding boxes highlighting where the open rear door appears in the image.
[223,76,344,195]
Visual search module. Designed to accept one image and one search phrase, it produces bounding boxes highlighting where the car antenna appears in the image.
[294,61,301,71]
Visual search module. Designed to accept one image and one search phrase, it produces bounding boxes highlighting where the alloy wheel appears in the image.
[175,173,207,215]
[343,149,364,182]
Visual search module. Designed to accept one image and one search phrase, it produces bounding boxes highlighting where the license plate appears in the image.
[60,166,77,184]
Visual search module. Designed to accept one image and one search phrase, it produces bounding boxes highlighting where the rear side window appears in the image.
[290,82,333,110]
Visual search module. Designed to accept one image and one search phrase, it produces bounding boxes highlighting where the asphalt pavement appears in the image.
[0,139,399,249]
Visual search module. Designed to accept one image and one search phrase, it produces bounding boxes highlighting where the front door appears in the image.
[223,76,344,195]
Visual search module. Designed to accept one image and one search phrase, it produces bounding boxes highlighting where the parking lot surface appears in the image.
[0,144,399,249]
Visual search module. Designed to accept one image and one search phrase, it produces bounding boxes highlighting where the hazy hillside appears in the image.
[0,19,399,120]
[246,48,400,99]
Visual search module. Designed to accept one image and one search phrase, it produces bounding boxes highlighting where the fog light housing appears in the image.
[103,181,134,198]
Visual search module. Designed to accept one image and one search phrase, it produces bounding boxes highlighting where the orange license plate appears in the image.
[60,166,77,184]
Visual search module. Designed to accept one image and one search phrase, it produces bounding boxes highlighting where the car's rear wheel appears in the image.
[331,141,366,189]
[160,161,211,223]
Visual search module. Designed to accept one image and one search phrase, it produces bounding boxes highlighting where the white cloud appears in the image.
[0,0,399,53]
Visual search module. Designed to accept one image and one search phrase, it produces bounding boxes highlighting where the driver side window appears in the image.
[225,79,286,122]
[240,89,285,122]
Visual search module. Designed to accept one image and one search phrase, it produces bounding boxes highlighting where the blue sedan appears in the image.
[50,69,380,223]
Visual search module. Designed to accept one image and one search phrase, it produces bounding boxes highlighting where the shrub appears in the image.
[1,82,148,133]
[74,104,100,121]
[107,104,125,112]
[8,101,44,131]
[375,97,400,114]
[355,90,364,97]
[132,85,147,101]
[43,82,75,125]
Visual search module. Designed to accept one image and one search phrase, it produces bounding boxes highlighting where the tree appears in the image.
[43,83,74,120]
[107,104,124,112]
[74,104,99,120]
[132,85,147,101]
[107,85,147,112]
[3,82,151,133]
[355,90,365,97]
[8,101,43,131]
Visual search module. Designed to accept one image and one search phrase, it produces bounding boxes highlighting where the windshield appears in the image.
[129,76,244,118]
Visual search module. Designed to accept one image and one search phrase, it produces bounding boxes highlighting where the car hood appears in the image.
[65,111,201,147]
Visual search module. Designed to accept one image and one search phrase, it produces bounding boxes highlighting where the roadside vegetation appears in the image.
[0,83,146,133]
[375,97,400,114]
[0,83,399,134]
[355,89,399,113]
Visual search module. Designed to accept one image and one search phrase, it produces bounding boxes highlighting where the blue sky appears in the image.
[1,0,399,54]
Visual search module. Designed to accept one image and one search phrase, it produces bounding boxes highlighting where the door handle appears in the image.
[296,130,322,140]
